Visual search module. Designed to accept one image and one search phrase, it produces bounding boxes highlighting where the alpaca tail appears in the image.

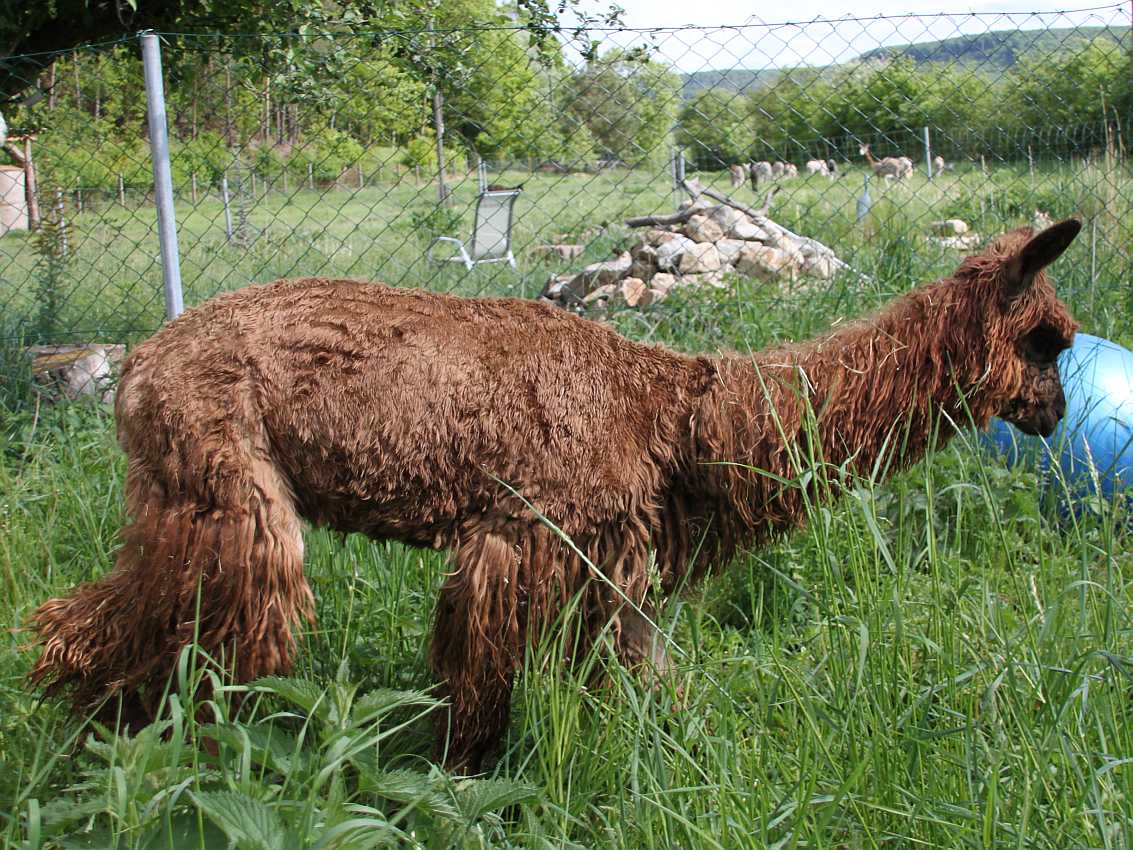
[29,469,314,724]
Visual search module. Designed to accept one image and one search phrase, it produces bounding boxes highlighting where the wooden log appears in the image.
[624,208,696,228]
[681,177,779,219]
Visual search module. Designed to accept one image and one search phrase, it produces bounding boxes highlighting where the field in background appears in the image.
[2,156,1132,346]
[2,151,1133,847]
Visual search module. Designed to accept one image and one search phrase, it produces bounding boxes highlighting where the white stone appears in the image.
[730,219,770,241]
[630,243,658,279]
[932,219,969,236]
[645,228,679,246]
[655,234,696,270]
[531,243,585,261]
[582,283,618,303]
[678,242,722,274]
[708,205,748,232]
[735,244,800,280]
[619,277,651,307]
[680,271,727,289]
[683,214,725,244]
[935,234,982,250]
[802,254,838,279]
[715,238,746,264]
[651,272,678,295]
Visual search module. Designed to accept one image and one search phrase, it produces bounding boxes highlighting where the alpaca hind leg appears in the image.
[430,531,524,772]
[30,460,314,725]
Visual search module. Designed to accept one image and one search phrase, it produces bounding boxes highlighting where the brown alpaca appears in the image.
[30,219,1081,771]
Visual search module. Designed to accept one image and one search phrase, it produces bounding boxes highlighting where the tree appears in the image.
[677,89,750,170]
[0,0,625,102]
[568,50,680,166]
[746,69,832,161]
[1009,40,1130,141]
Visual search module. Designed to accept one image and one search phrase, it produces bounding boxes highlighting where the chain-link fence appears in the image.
[0,6,1131,352]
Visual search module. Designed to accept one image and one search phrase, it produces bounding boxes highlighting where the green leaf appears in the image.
[454,777,539,822]
[249,676,327,721]
[201,722,310,776]
[351,687,438,727]
[138,812,232,850]
[354,762,460,819]
[310,810,406,850]
[189,790,293,850]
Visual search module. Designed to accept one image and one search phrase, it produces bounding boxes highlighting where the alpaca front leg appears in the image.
[614,603,676,690]
[430,532,524,772]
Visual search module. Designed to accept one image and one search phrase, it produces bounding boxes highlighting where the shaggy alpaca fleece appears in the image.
[30,219,1081,770]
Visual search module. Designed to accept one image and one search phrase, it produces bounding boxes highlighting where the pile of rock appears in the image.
[930,219,981,250]
[540,198,846,312]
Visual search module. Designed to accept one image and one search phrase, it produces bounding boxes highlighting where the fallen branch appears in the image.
[683,178,779,219]
[624,208,696,228]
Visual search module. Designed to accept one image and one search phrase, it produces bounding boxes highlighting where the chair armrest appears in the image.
[427,236,474,270]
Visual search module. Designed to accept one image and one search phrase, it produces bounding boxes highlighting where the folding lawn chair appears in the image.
[427,185,522,271]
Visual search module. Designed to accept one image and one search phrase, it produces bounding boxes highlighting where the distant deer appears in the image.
[860,143,913,180]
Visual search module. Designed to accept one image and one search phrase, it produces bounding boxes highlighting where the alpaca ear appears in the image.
[1004,218,1081,298]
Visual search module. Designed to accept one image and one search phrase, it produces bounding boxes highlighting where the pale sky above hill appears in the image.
[561,0,1129,70]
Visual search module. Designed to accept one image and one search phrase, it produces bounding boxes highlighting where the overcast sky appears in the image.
[560,0,1129,70]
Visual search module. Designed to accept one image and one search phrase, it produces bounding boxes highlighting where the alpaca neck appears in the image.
[700,281,995,525]
[862,148,878,168]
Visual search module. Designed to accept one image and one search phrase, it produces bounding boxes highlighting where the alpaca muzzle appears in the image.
[1006,390,1066,437]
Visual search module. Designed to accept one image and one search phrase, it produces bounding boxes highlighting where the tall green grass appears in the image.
[2,160,1132,848]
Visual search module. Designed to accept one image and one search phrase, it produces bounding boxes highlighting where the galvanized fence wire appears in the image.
[0,5,1130,350]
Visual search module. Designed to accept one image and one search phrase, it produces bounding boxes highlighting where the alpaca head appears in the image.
[955,219,1081,436]
[858,144,870,157]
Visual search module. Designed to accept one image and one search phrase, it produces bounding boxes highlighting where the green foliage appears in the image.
[409,204,464,239]
[30,191,73,343]
[568,50,680,166]
[291,128,364,183]
[3,649,538,849]
[174,132,234,186]
[1011,40,1131,132]
[677,90,751,170]
[332,51,428,146]
[400,135,437,170]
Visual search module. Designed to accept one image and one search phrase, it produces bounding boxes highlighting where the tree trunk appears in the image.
[72,51,80,110]
[224,61,234,145]
[23,137,40,229]
[433,88,449,204]
[191,82,199,139]
[46,61,57,110]
[261,76,271,143]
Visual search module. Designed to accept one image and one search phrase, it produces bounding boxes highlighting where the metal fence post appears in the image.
[141,30,184,321]
[221,173,233,241]
[923,126,932,179]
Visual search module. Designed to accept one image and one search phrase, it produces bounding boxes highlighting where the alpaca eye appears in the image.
[1021,325,1065,365]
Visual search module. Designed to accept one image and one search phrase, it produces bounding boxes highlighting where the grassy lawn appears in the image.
[1,158,1132,848]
